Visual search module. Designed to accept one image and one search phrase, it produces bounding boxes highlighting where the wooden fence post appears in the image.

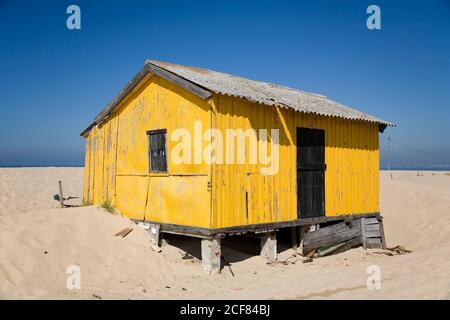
[58,180,65,208]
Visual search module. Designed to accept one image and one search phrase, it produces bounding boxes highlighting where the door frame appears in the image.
[296,127,326,219]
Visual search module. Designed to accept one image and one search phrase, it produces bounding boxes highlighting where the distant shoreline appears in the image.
[381,167,450,171]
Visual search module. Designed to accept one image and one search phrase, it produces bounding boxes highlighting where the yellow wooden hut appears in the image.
[81,60,392,272]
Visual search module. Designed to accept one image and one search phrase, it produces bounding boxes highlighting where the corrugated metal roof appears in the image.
[148,60,393,127]
[81,60,393,136]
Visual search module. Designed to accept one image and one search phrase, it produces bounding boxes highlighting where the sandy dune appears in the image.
[0,167,83,216]
[0,168,449,299]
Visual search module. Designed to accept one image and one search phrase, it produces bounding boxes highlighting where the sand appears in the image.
[0,168,449,299]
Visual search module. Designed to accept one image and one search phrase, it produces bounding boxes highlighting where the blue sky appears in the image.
[0,0,449,168]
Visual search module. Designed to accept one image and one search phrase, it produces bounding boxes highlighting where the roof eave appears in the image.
[79,62,213,137]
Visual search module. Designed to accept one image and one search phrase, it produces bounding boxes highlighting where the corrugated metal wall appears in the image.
[211,95,380,228]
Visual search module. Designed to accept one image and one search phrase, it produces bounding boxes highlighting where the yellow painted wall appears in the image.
[211,95,380,228]
[83,77,380,229]
[83,74,212,227]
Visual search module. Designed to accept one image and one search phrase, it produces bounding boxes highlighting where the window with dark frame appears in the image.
[147,129,167,173]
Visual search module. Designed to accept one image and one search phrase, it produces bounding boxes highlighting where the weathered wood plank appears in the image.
[317,242,346,256]
[303,220,362,252]
[317,236,362,256]
[365,223,380,232]
[135,213,381,238]
[331,236,362,255]
[365,230,381,238]
[114,227,133,238]
[365,217,379,225]
[366,238,382,249]
[379,220,387,249]
[361,217,367,250]
[305,220,360,243]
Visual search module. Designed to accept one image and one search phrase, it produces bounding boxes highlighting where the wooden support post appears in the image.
[361,217,367,250]
[58,180,64,208]
[291,227,298,251]
[379,219,387,249]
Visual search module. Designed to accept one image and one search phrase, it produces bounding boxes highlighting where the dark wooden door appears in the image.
[297,128,326,218]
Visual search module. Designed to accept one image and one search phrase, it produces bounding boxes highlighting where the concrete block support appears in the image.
[147,223,161,246]
[260,232,277,263]
[139,222,162,252]
[201,238,221,273]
